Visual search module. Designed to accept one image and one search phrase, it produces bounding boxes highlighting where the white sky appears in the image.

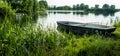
[46,0,120,8]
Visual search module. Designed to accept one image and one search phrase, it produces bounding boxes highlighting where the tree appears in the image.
[102,4,110,9]
[79,3,85,10]
[84,5,89,9]
[3,0,35,14]
[95,4,99,9]
[76,4,80,10]
[39,0,48,9]
[53,6,56,10]
[73,5,76,10]
[110,5,115,9]
[62,6,71,10]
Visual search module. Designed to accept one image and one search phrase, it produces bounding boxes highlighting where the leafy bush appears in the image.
[0,0,15,20]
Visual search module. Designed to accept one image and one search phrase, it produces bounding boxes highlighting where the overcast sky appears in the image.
[46,0,120,8]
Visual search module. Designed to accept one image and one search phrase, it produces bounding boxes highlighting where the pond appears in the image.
[37,10,120,29]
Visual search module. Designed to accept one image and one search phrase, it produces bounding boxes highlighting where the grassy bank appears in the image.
[0,1,120,55]
[0,20,120,56]
[113,22,120,38]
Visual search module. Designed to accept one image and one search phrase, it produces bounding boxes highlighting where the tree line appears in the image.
[49,3,120,14]
[49,3,116,10]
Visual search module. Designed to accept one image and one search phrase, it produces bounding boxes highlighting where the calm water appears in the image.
[37,10,120,29]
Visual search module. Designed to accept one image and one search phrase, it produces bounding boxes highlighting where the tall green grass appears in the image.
[0,20,120,56]
[112,22,120,38]
[0,1,120,55]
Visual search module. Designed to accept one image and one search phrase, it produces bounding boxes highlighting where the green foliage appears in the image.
[55,6,71,10]
[102,4,110,9]
[0,0,120,56]
[0,0,15,20]
[113,22,120,38]
[0,20,120,56]
[2,0,41,24]
[48,5,71,10]
[48,3,118,15]
[62,35,118,56]
[79,3,85,10]
[38,0,48,15]
[39,0,48,10]
[95,4,99,9]
[110,5,115,9]
[3,0,40,15]
[114,22,120,28]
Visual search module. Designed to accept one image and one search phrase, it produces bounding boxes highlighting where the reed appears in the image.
[0,20,120,56]
[0,0,119,55]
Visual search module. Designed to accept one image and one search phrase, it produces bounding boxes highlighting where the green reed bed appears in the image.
[0,0,120,55]
[0,20,120,56]
[113,22,120,38]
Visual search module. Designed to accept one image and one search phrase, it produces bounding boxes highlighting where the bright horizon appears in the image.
[45,0,120,9]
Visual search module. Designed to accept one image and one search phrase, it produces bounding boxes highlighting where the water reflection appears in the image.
[37,10,120,28]
[48,11,115,17]
[15,13,39,27]
[73,12,89,16]
[48,11,71,14]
